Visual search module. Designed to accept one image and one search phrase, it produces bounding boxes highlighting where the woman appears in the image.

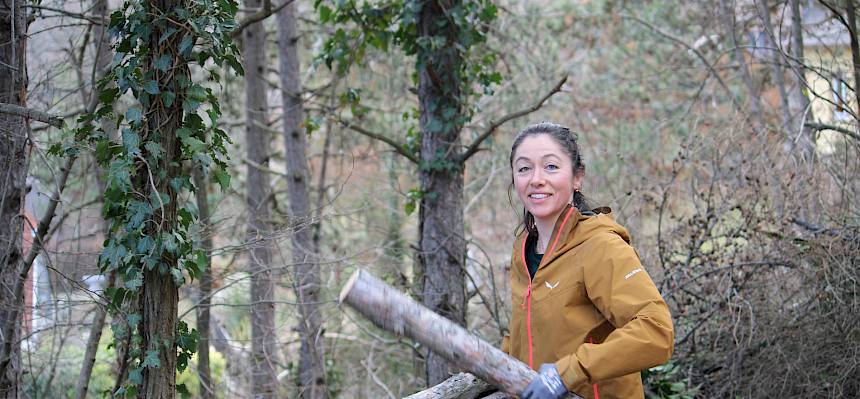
[502,122,674,399]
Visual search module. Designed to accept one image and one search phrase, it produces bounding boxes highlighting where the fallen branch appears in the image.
[0,103,63,128]
[459,76,568,162]
[339,269,535,396]
[405,372,494,399]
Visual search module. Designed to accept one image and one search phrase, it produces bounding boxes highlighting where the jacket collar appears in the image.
[516,204,588,278]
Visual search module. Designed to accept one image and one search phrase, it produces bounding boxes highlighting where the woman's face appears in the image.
[512,134,582,227]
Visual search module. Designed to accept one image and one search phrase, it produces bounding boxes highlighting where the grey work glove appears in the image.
[521,363,568,399]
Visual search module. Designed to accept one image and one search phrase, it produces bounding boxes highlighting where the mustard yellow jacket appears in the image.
[502,205,674,398]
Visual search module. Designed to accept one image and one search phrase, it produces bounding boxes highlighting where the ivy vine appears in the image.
[55,0,243,396]
[313,0,501,213]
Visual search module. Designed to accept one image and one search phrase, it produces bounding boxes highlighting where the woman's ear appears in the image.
[572,172,584,191]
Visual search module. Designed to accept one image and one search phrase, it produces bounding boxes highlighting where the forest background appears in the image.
[0,0,858,398]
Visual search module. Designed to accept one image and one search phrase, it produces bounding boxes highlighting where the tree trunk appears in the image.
[193,167,214,399]
[417,0,467,386]
[719,0,765,132]
[339,270,536,396]
[846,0,860,119]
[277,4,328,397]
[756,0,792,129]
[242,1,280,397]
[788,0,816,161]
[0,0,28,396]
[137,0,188,396]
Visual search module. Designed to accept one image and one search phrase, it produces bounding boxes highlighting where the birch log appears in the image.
[339,269,535,396]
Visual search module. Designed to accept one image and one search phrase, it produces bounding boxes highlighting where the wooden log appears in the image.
[339,269,535,396]
[404,372,491,399]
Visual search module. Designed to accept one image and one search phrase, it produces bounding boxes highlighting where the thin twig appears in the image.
[336,118,420,164]
[459,76,568,162]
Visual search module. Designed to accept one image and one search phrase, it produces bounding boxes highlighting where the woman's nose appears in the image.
[530,169,545,185]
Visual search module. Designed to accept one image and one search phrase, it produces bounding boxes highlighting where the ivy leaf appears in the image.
[141,350,161,368]
[154,54,172,72]
[143,80,159,95]
[170,267,185,285]
[128,367,143,385]
[213,167,230,191]
[144,141,163,161]
[124,277,143,291]
[99,87,120,103]
[126,313,141,329]
[179,34,194,56]
[125,108,142,124]
[161,91,176,107]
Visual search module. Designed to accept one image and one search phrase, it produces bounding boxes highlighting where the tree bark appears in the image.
[719,0,766,132]
[756,0,792,129]
[277,4,328,397]
[788,0,816,161]
[417,0,467,386]
[193,167,214,399]
[137,0,187,396]
[242,1,280,397]
[405,372,493,399]
[0,0,28,395]
[846,0,860,119]
[339,270,536,396]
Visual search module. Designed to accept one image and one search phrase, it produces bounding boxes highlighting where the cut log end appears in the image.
[339,269,362,304]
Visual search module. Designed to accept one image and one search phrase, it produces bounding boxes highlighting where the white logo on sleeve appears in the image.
[545,281,560,290]
[624,268,643,280]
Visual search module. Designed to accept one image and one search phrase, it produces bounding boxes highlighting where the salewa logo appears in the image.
[625,268,643,280]
[545,281,560,290]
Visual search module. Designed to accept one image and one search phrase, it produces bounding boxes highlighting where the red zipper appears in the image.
[520,207,575,370]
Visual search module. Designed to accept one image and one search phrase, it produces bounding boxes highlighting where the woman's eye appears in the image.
[546,164,559,170]
[517,166,531,173]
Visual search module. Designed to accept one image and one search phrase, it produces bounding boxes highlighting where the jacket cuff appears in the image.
[555,354,587,391]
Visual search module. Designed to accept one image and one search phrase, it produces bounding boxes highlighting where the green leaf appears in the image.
[99,87,120,103]
[125,108,142,124]
[126,313,141,328]
[319,5,333,22]
[214,168,230,190]
[143,80,159,95]
[128,367,143,385]
[179,34,194,56]
[142,350,161,368]
[161,91,176,107]
[170,267,185,285]
[177,384,192,399]
[124,277,143,291]
[154,54,172,72]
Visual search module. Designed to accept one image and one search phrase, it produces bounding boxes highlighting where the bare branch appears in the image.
[806,122,860,142]
[619,13,743,114]
[336,118,419,164]
[0,103,63,128]
[230,0,296,39]
[0,154,77,380]
[459,76,568,162]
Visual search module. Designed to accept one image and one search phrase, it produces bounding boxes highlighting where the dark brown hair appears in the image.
[509,122,587,236]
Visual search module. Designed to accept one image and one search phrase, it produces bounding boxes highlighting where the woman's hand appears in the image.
[521,364,570,399]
